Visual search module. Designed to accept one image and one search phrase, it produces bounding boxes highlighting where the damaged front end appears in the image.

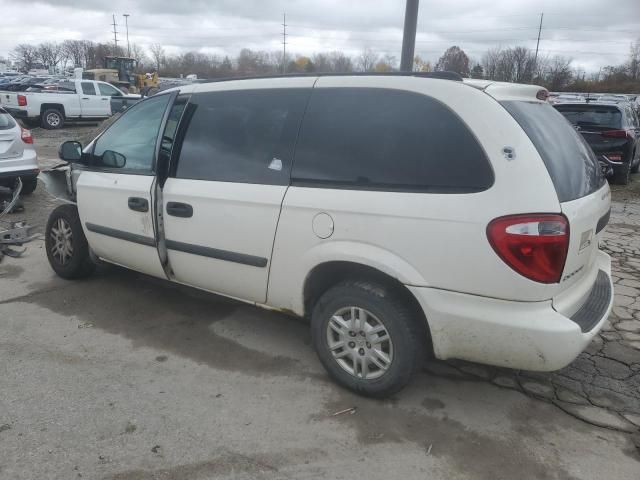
[0,179,38,260]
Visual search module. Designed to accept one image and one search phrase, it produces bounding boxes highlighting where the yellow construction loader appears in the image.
[84,56,159,95]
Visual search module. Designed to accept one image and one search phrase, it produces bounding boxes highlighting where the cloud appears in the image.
[0,0,638,72]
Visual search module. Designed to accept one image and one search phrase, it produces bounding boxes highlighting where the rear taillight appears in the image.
[17,94,27,106]
[21,127,33,144]
[487,214,569,284]
[601,129,630,138]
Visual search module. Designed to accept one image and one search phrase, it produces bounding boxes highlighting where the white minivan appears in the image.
[46,73,613,397]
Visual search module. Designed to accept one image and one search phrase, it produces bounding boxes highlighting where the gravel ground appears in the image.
[0,127,638,479]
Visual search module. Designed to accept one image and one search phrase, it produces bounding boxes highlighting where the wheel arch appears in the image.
[40,103,66,117]
[302,260,433,354]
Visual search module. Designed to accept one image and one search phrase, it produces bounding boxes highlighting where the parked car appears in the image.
[0,79,137,129]
[555,101,640,184]
[0,76,31,89]
[0,106,38,194]
[1,77,51,92]
[46,74,613,397]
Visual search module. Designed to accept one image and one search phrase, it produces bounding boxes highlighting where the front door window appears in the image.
[92,94,172,172]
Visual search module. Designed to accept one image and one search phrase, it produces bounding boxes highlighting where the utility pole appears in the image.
[534,12,544,68]
[400,0,419,71]
[112,14,119,56]
[282,12,287,74]
[123,14,131,57]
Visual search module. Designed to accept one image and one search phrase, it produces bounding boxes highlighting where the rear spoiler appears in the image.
[464,79,549,103]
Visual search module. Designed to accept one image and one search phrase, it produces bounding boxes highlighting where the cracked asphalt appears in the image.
[0,126,638,479]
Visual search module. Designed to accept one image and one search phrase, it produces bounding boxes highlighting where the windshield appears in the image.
[555,104,622,129]
[502,101,605,203]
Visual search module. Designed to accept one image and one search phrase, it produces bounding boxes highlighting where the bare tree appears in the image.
[81,41,97,69]
[482,47,501,80]
[628,39,640,80]
[328,51,353,72]
[312,53,330,72]
[63,40,85,67]
[37,42,64,71]
[483,46,536,83]
[236,49,277,76]
[357,48,378,72]
[130,43,149,70]
[10,44,38,72]
[149,43,165,74]
[435,46,470,76]
[544,55,573,90]
[510,46,535,83]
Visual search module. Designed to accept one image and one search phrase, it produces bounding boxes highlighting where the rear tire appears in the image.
[19,176,37,195]
[613,162,631,185]
[311,280,426,398]
[41,108,64,130]
[45,204,96,279]
[631,153,639,174]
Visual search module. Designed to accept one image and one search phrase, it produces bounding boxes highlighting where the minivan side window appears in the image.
[291,88,493,192]
[92,93,172,172]
[174,89,310,185]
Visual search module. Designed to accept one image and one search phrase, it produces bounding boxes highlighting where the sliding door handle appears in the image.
[128,197,149,212]
[166,202,193,218]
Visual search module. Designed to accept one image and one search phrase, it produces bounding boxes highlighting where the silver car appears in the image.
[0,107,38,194]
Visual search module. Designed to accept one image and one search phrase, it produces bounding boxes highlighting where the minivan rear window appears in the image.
[0,111,16,130]
[501,101,605,203]
[555,104,622,129]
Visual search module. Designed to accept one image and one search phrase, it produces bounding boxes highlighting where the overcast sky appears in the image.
[0,0,638,73]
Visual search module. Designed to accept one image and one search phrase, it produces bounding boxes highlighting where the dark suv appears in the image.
[554,102,640,184]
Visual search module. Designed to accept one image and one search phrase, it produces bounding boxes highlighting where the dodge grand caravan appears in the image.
[46,73,613,397]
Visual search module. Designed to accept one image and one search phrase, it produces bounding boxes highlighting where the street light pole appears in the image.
[400,0,419,71]
[123,14,131,57]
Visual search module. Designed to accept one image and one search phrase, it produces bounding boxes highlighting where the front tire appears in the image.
[41,108,64,130]
[311,280,426,398]
[45,204,96,279]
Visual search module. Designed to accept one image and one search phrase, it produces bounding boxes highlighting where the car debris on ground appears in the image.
[0,179,37,261]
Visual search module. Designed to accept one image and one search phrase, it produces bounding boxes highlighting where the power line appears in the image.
[534,12,543,67]
[111,14,119,55]
[123,14,131,57]
[282,12,287,73]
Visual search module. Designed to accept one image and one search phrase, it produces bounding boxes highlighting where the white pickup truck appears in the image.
[0,80,140,129]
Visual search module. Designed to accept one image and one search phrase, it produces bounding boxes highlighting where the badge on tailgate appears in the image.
[579,229,593,252]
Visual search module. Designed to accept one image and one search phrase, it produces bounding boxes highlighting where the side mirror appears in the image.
[101,150,126,168]
[59,141,83,163]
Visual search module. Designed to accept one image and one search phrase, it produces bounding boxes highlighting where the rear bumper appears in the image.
[408,251,613,371]
[0,148,39,179]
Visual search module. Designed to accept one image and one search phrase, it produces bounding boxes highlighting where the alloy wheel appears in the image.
[49,217,73,265]
[326,306,394,380]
